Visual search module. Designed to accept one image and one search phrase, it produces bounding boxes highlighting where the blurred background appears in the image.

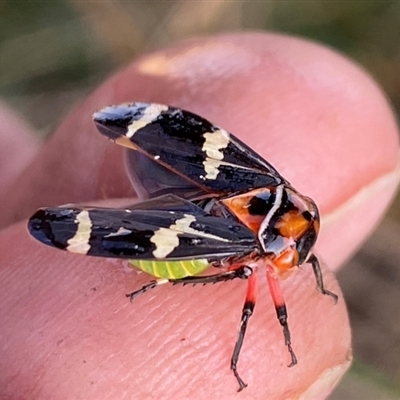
[1,1,399,398]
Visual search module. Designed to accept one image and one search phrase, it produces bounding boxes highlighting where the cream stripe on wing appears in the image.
[66,211,92,254]
[126,104,168,138]
[151,227,180,259]
[151,213,229,259]
[202,129,230,180]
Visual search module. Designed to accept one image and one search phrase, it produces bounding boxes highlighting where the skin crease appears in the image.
[0,33,399,399]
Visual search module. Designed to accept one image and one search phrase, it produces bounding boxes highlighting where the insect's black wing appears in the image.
[124,193,205,212]
[125,150,206,200]
[28,195,258,261]
[93,103,288,197]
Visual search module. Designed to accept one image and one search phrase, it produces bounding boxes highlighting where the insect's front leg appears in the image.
[308,254,338,303]
[266,265,297,368]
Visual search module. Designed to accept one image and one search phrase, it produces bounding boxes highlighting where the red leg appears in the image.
[231,268,258,391]
[266,265,297,367]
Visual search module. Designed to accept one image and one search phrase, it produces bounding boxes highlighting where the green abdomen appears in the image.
[129,259,210,279]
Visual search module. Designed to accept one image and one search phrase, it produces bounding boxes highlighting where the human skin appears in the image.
[0,33,398,399]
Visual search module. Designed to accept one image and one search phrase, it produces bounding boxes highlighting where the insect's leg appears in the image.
[127,265,253,301]
[231,268,258,392]
[308,254,338,303]
[126,278,168,301]
[266,265,297,367]
[170,264,253,286]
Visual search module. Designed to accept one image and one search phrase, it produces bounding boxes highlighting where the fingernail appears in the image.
[298,351,353,400]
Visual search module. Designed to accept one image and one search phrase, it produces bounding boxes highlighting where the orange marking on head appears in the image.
[273,247,299,279]
[275,211,309,240]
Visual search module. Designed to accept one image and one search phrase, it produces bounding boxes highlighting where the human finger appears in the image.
[1,32,399,399]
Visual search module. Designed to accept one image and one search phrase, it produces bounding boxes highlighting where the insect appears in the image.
[28,102,338,391]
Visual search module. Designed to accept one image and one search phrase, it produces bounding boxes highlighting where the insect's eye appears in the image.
[302,210,313,221]
[295,224,319,264]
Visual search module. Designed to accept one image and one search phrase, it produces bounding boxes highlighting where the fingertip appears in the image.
[6,33,396,398]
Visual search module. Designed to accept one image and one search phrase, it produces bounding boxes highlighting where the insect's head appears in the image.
[221,186,320,278]
[259,186,320,278]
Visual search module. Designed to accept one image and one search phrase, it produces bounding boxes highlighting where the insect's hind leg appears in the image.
[173,263,258,391]
[171,264,253,286]
[126,265,254,301]
[126,278,169,301]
